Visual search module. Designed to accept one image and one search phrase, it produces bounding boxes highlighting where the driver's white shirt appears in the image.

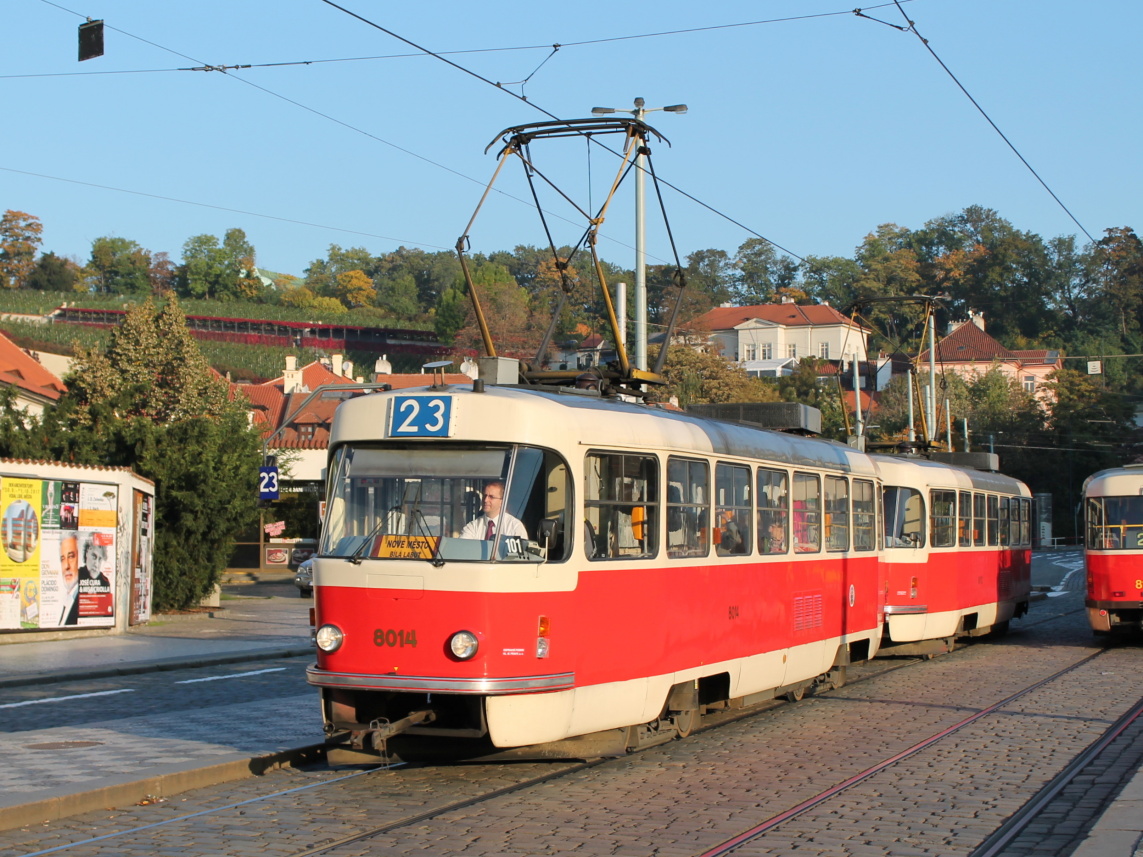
[459,512,527,540]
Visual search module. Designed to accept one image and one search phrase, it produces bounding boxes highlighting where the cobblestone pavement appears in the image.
[0,584,1139,857]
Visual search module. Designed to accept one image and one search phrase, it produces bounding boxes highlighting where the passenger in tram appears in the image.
[715,510,744,555]
[459,481,528,540]
[763,519,787,553]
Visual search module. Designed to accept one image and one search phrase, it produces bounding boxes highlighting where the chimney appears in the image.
[283,355,303,394]
[332,354,344,377]
[374,354,392,377]
[970,311,985,331]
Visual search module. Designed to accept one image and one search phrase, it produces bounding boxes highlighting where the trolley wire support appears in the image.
[454,116,690,398]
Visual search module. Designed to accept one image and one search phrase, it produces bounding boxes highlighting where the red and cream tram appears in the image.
[1083,465,1143,635]
[306,381,1032,762]
[874,455,1032,655]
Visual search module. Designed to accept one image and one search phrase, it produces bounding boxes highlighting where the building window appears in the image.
[761,343,773,360]
[744,344,757,361]
[819,342,830,359]
[787,344,797,359]
[1023,375,1035,393]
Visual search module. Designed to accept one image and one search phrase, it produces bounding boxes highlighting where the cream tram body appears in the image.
[1082,465,1143,635]
[873,455,1032,650]
[308,384,885,756]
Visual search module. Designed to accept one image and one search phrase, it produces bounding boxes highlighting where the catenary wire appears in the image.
[887,1,1095,243]
[316,0,802,260]
[22,0,658,263]
[0,166,453,250]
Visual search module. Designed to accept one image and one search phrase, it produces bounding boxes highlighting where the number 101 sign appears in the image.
[388,396,455,438]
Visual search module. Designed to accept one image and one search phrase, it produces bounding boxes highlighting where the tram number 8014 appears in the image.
[374,628,418,648]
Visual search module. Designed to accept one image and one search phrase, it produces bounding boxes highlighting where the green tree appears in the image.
[0,210,43,289]
[305,245,376,297]
[655,344,781,409]
[25,251,80,292]
[88,236,152,295]
[376,271,421,319]
[0,298,261,610]
[1090,227,1143,338]
[732,238,800,304]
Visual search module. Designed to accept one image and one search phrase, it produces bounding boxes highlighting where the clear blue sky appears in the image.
[4,0,1138,279]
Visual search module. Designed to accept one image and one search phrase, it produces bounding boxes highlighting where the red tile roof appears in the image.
[689,303,869,332]
[921,322,1060,365]
[233,363,474,449]
[0,333,67,402]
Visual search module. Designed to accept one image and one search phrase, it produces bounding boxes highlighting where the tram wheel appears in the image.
[785,686,806,703]
[989,620,1010,638]
[671,708,698,738]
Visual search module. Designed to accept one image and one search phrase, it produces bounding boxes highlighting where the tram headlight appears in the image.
[315,624,345,653]
[449,630,479,660]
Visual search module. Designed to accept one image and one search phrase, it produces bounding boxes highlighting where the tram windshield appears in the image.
[1087,495,1143,550]
[320,443,571,563]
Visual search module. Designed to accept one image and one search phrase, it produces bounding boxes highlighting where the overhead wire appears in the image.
[884,0,1095,243]
[0,166,452,250]
[23,0,653,262]
[316,0,800,260]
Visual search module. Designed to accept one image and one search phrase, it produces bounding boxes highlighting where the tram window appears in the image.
[1021,498,1032,546]
[584,452,659,560]
[884,486,925,548]
[757,467,789,554]
[715,463,751,556]
[667,458,710,558]
[792,472,821,553]
[973,494,986,546]
[853,479,876,551]
[930,490,956,548]
[1086,498,1105,549]
[319,443,569,563]
[824,476,849,552]
[987,495,999,546]
[1091,496,1143,550]
[958,491,972,547]
[999,497,1010,546]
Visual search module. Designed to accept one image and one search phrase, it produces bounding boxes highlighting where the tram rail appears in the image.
[7,610,1138,857]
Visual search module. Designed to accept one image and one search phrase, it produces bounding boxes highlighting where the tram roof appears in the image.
[330,383,879,476]
[1082,464,1143,497]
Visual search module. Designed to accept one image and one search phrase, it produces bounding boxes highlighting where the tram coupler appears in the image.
[368,709,436,747]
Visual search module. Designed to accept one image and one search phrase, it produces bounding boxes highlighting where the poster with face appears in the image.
[77,530,114,620]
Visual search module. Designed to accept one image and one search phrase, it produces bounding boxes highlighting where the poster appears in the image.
[0,477,43,629]
[0,476,118,631]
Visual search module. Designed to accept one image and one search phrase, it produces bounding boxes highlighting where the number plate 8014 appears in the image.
[374,628,418,647]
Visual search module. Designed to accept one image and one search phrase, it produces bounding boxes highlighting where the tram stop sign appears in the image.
[259,465,280,501]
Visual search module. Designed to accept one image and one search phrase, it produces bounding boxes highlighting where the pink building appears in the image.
[918,312,1060,401]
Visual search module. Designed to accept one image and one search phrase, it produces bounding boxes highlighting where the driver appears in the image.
[460,480,528,540]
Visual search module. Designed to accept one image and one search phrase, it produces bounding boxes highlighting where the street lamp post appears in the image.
[591,98,687,372]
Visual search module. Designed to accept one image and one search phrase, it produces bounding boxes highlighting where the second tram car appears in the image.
[306,381,1032,762]
[1083,465,1143,635]
[875,454,1032,655]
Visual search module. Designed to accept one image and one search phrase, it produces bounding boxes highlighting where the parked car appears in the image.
[294,557,314,597]
[289,539,317,571]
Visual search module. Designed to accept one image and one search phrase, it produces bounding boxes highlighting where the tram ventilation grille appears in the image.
[794,593,823,630]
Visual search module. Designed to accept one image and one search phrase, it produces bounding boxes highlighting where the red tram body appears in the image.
[306,383,1032,762]
[1083,466,1143,635]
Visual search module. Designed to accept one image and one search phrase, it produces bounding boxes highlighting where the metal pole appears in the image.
[928,313,937,441]
[634,109,648,372]
[907,371,916,444]
[853,357,863,438]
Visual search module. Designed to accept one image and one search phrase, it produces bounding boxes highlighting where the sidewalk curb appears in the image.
[0,646,315,689]
[0,742,329,833]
